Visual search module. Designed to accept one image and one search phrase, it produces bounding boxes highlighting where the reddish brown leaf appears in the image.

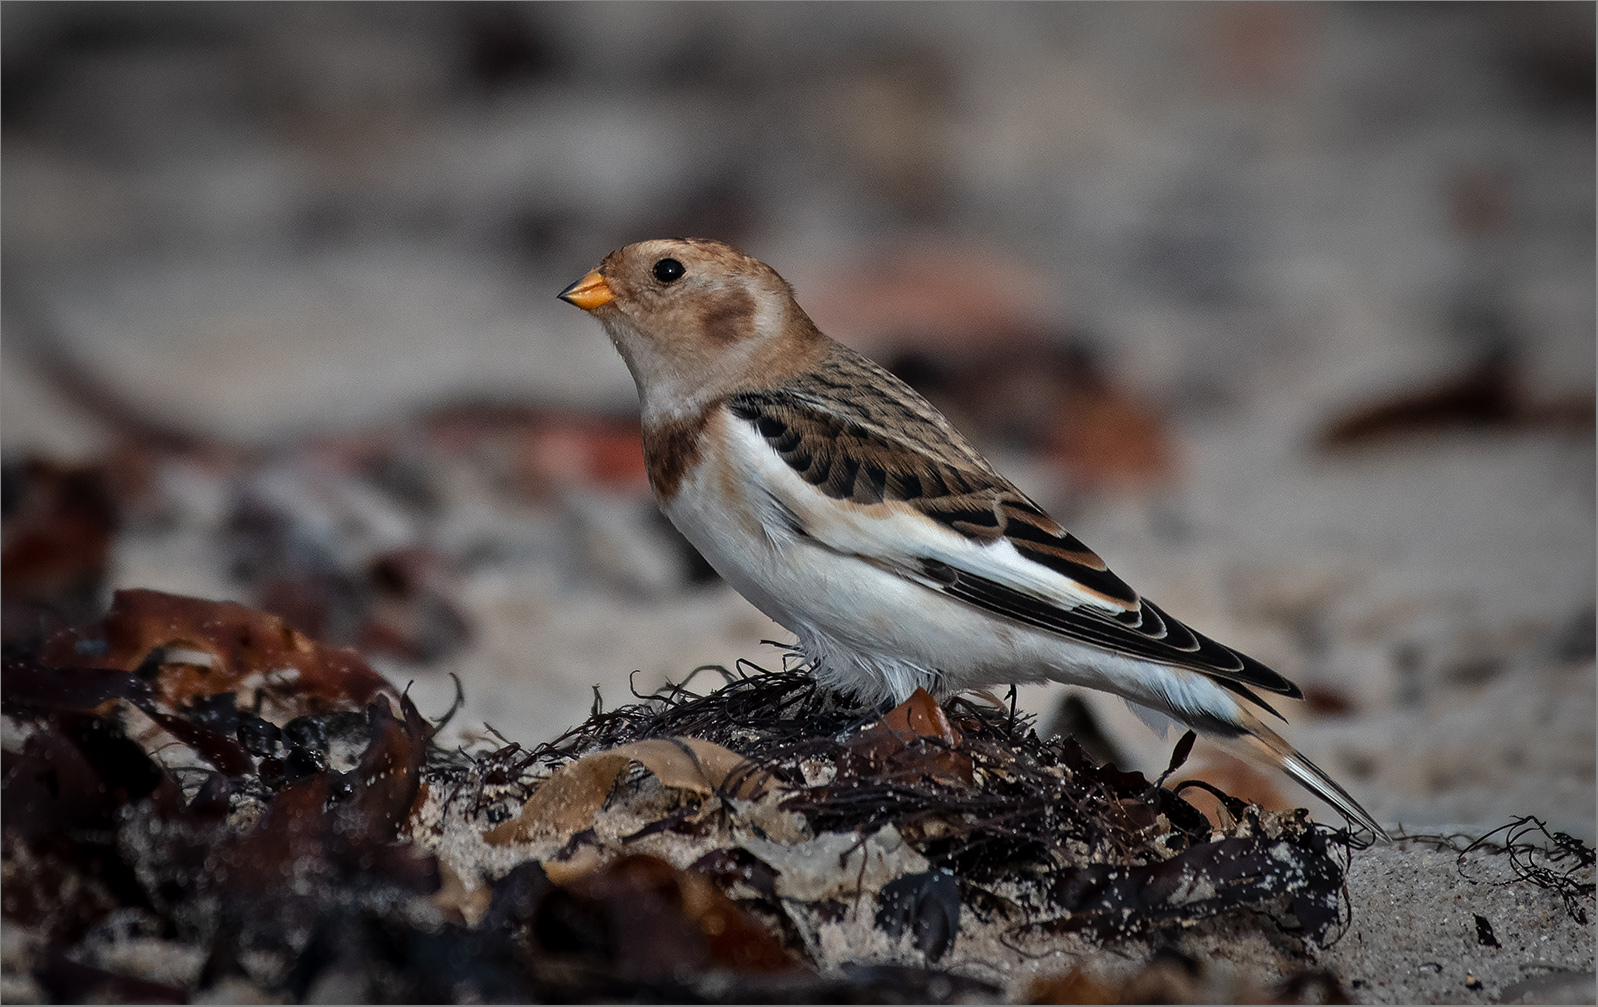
[211,695,439,895]
[879,688,963,746]
[553,854,799,979]
[0,659,151,713]
[342,695,435,844]
[842,689,974,786]
[213,776,333,893]
[40,589,395,713]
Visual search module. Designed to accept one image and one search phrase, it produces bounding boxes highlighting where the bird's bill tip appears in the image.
[558,270,615,310]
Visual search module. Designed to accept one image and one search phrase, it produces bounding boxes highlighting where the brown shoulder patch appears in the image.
[642,404,715,501]
[698,288,756,345]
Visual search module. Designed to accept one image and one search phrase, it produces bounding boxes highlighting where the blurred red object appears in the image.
[424,403,648,497]
[802,240,1060,359]
[1,458,118,649]
[1170,742,1291,831]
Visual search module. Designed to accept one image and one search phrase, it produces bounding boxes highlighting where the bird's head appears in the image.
[560,238,826,418]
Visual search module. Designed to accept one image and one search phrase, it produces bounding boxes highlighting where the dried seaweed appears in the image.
[1391,817,1597,927]
[5,598,1359,1002]
[446,661,1352,946]
[3,592,444,995]
[1459,818,1596,926]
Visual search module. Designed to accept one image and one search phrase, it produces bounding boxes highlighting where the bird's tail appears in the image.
[1218,713,1388,840]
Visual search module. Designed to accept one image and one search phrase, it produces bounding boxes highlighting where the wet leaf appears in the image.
[134,700,255,777]
[343,694,435,843]
[208,695,440,896]
[0,659,151,714]
[875,869,961,961]
[1038,834,1343,942]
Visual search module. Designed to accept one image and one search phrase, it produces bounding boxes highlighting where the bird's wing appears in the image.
[725,382,1301,707]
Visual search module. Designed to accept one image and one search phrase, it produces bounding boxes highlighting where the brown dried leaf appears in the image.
[542,846,605,885]
[642,737,773,800]
[484,750,630,845]
[485,737,769,845]
[555,854,800,978]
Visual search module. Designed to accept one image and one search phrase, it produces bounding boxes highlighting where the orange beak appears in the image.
[557,270,615,311]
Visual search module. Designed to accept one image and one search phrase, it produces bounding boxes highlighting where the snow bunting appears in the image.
[560,237,1383,837]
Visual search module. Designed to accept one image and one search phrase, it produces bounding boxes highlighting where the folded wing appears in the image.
[727,382,1301,713]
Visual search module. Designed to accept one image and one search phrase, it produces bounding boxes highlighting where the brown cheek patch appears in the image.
[698,289,756,345]
[642,404,716,502]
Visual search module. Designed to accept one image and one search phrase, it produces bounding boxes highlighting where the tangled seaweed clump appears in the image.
[4,589,1374,1002]
[430,661,1355,952]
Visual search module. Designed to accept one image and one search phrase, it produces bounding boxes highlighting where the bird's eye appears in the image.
[652,258,685,284]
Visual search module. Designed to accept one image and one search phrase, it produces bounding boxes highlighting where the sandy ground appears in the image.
[1321,842,1594,1005]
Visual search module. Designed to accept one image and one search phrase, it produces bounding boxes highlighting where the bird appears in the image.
[558,237,1384,837]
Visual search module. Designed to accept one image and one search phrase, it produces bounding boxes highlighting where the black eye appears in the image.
[652,258,685,283]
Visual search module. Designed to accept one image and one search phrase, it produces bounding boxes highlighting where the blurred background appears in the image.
[3,2,1593,839]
